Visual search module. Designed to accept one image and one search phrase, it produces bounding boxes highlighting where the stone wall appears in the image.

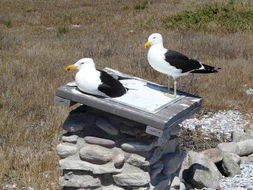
[56,106,185,190]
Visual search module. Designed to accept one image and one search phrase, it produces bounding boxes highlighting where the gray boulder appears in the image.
[232,131,253,142]
[201,148,223,163]
[181,151,222,189]
[237,139,253,156]
[217,152,241,177]
[217,142,239,154]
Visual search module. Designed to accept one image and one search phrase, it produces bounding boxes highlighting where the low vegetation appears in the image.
[162,1,253,33]
[0,0,252,189]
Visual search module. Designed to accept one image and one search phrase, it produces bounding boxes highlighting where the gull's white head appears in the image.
[144,33,163,48]
[65,58,96,71]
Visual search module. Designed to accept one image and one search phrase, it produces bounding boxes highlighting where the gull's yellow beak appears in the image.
[65,65,78,71]
[144,41,151,48]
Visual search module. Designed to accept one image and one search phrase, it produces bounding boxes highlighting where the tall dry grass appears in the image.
[0,0,252,189]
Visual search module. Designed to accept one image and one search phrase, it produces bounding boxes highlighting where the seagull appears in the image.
[65,58,127,98]
[144,33,221,98]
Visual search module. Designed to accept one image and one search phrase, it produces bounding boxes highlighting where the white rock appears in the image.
[56,143,78,158]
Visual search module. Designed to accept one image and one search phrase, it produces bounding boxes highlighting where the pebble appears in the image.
[84,136,115,148]
[121,142,153,152]
[182,110,250,140]
[96,117,119,136]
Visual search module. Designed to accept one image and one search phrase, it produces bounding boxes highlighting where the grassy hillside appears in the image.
[0,0,252,189]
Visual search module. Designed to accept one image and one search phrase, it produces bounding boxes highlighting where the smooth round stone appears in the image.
[126,154,150,168]
[113,172,150,187]
[113,153,125,168]
[56,143,78,158]
[121,142,153,152]
[96,117,119,136]
[84,136,115,148]
[62,135,79,143]
[79,144,114,164]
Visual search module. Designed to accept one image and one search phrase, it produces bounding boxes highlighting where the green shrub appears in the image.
[2,20,12,28]
[57,26,69,35]
[162,1,253,33]
[134,0,152,10]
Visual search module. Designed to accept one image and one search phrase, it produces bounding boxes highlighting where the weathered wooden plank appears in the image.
[54,68,202,132]
[55,86,168,129]
[54,96,76,107]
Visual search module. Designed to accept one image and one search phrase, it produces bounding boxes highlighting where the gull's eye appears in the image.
[153,37,156,39]
[81,62,84,64]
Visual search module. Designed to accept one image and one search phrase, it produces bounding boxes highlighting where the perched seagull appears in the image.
[144,33,221,98]
[65,58,127,98]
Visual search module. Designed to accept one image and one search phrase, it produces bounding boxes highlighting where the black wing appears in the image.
[98,70,127,98]
[164,50,202,73]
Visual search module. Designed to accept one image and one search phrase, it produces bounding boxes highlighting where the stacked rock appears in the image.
[57,106,185,190]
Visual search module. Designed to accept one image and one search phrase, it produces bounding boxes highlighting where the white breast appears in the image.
[75,69,107,96]
[147,46,184,79]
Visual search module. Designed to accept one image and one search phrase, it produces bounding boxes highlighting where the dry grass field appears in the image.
[0,0,252,189]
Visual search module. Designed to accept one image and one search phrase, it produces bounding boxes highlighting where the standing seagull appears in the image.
[65,58,127,98]
[144,33,220,98]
